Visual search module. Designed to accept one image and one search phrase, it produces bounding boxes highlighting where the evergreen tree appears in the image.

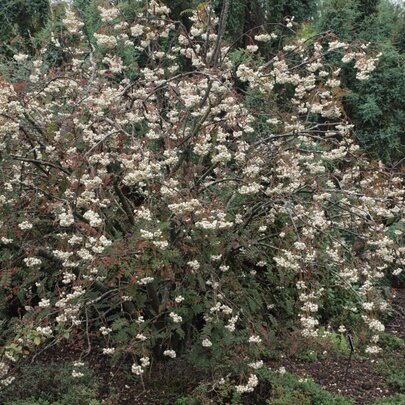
[316,0,405,162]
[0,0,50,42]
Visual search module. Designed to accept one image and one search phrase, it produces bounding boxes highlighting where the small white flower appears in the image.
[362,302,374,311]
[278,366,286,375]
[248,335,262,343]
[131,364,144,375]
[202,339,212,347]
[38,298,50,308]
[140,357,150,367]
[254,34,271,42]
[393,268,403,276]
[100,326,112,336]
[163,349,176,358]
[187,260,200,271]
[13,53,29,62]
[136,333,147,341]
[58,212,74,227]
[169,312,183,323]
[235,374,259,393]
[365,345,381,354]
[246,45,258,53]
[72,370,84,378]
[24,257,42,268]
[175,295,184,303]
[248,360,264,369]
[83,210,103,227]
[138,277,154,285]
[18,221,33,230]
[368,319,385,332]
[36,326,53,336]
[131,24,144,37]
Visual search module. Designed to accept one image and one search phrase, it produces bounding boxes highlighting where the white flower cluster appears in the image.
[248,335,262,344]
[168,199,201,215]
[72,361,84,378]
[195,210,233,231]
[131,356,150,375]
[225,315,239,332]
[83,210,103,227]
[23,257,42,268]
[138,277,154,285]
[135,207,152,221]
[248,360,264,369]
[163,350,176,358]
[94,33,117,49]
[102,55,125,74]
[58,211,74,227]
[148,0,170,15]
[63,9,84,34]
[254,34,271,42]
[100,326,112,336]
[246,45,258,53]
[187,260,200,271]
[36,326,53,336]
[365,345,381,354]
[38,298,50,308]
[328,40,348,51]
[18,221,33,230]
[0,361,15,387]
[235,374,259,393]
[354,52,381,80]
[169,312,183,323]
[131,24,144,37]
[202,338,212,347]
[136,333,147,341]
[13,53,29,62]
[98,6,119,22]
[367,318,385,333]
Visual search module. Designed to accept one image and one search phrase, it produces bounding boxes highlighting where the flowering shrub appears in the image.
[0,0,404,395]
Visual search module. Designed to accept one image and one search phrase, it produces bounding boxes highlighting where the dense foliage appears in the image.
[0,0,50,50]
[317,0,405,161]
[0,0,404,400]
